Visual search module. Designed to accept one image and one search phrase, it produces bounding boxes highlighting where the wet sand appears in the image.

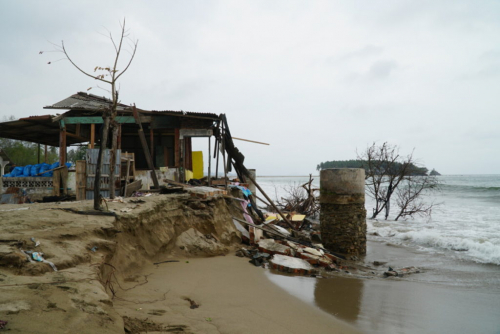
[267,240,500,334]
[114,255,359,334]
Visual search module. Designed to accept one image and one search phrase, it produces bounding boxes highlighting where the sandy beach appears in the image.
[114,255,358,334]
[1,194,499,333]
[0,196,358,333]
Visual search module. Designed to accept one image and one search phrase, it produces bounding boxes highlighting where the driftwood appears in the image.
[153,260,180,265]
[275,174,319,217]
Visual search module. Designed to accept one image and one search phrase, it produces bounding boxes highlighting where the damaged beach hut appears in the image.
[0,92,221,201]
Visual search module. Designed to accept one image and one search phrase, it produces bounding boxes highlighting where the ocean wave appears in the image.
[368,223,500,265]
[441,184,500,193]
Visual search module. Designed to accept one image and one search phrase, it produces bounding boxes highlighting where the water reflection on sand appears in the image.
[265,242,500,334]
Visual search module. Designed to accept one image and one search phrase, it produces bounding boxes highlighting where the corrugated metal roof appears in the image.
[147,110,219,119]
[44,92,131,111]
[0,117,79,147]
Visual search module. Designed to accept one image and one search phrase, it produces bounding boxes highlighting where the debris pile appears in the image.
[273,174,320,217]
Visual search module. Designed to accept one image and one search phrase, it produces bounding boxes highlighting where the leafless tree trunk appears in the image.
[109,121,119,199]
[52,19,138,209]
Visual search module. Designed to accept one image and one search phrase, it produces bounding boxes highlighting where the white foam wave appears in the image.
[368,221,500,265]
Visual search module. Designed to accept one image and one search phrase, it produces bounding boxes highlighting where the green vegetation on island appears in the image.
[317,160,439,176]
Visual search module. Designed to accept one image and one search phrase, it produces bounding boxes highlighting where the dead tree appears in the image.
[358,142,415,219]
[50,19,138,209]
[394,175,441,221]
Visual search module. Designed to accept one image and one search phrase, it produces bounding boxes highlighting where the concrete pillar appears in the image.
[247,169,256,195]
[0,161,8,176]
[320,168,366,256]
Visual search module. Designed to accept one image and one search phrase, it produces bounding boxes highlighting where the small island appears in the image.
[317,160,440,176]
[429,168,441,176]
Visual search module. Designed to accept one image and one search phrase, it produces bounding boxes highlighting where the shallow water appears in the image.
[257,175,500,332]
[265,241,500,334]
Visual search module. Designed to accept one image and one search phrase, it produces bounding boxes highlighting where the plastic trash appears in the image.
[30,237,40,247]
[11,166,23,177]
[39,163,51,177]
[31,252,57,271]
[30,164,41,176]
[32,252,43,261]
[20,249,35,263]
[23,165,32,177]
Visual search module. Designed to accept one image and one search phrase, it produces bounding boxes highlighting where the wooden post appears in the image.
[59,120,67,166]
[61,166,68,195]
[180,138,185,183]
[90,124,95,149]
[150,128,154,167]
[76,160,86,200]
[208,136,211,185]
[132,106,159,188]
[174,128,180,167]
[53,169,61,196]
[44,145,48,163]
[222,131,228,190]
[215,138,220,179]
[123,158,131,197]
[37,143,41,164]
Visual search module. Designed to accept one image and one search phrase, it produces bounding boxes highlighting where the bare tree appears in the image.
[394,175,440,221]
[47,19,138,209]
[358,142,414,219]
[358,142,437,220]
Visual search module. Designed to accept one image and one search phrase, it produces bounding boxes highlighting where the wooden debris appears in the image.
[270,254,317,275]
[183,297,200,309]
[384,266,421,277]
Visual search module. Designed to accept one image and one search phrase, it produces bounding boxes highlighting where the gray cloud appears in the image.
[0,0,499,175]
[368,60,398,79]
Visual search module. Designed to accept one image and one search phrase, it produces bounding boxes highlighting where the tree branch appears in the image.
[61,41,112,84]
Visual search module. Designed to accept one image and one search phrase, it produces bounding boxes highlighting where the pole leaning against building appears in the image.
[320,168,367,256]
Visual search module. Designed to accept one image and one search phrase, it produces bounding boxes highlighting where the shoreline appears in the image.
[266,239,500,334]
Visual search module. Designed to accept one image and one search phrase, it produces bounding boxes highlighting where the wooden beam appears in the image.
[133,106,159,189]
[90,124,95,149]
[59,121,67,166]
[65,132,88,141]
[174,128,180,167]
[63,116,146,124]
[232,136,270,146]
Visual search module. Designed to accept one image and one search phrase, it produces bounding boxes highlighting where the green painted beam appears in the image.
[63,116,137,124]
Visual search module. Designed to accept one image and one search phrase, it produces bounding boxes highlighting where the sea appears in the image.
[257,174,500,267]
[256,174,500,334]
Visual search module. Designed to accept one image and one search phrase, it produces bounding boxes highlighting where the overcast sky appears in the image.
[1,0,499,175]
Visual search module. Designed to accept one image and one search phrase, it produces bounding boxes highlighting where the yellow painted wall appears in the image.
[185,169,194,182]
[192,151,204,179]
